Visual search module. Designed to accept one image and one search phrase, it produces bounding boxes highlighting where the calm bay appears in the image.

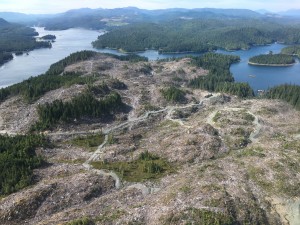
[0,27,299,92]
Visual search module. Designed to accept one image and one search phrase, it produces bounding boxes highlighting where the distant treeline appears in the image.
[0,52,13,66]
[0,134,49,195]
[189,53,254,98]
[92,19,300,53]
[0,51,98,103]
[0,18,51,65]
[103,53,148,62]
[46,50,97,75]
[249,54,295,65]
[266,84,300,110]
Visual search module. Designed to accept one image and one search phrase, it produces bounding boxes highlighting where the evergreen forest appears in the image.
[266,84,300,110]
[281,45,300,57]
[0,134,49,195]
[32,91,124,131]
[249,54,295,65]
[92,19,300,53]
[0,51,98,103]
[189,53,254,98]
[0,18,51,65]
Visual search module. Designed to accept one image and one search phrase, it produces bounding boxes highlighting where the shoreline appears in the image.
[248,61,295,67]
[115,48,204,55]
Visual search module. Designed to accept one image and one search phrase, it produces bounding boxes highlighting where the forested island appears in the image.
[40,34,56,41]
[248,53,295,66]
[0,18,51,65]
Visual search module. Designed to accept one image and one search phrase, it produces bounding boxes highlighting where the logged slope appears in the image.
[0,53,299,225]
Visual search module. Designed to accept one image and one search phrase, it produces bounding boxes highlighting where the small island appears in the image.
[0,18,52,66]
[248,53,295,66]
[40,34,56,41]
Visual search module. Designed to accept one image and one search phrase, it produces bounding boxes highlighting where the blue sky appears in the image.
[0,0,299,14]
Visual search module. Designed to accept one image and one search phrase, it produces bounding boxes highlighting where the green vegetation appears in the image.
[212,110,254,149]
[266,84,300,110]
[95,209,126,223]
[235,147,266,158]
[91,151,174,182]
[248,163,300,197]
[104,53,148,62]
[189,53,254,98]
[108,78,127,90]
[40,34,56,40]
[0,18,51,65]
[0,51,98,103]
[249,53,295,65]
[92,21,276,53]
[212,111,222,123]
[107,133,118,145]
[70,134,105,149]
[161,86,186,103]
[138,63,152,75]
[242,112,255,122]
[163,207,235,225]
[93,16,300,53]
[32,91,124,131]
[46,50,97,75]
[281,45,300,57]
[0,52,13,66]
[247,166,273,193]
[65,217,95,225]
[0,134,49,195]
[37,7,261,31]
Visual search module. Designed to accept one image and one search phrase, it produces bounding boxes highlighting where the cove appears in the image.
[216,43,300,92]
[0,27,101,88]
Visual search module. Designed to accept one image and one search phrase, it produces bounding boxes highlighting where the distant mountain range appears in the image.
[0,7,299,30]
[0,18,9,26]
[256,9,300,17]
[279,9,300,17]
[0,7,263,30]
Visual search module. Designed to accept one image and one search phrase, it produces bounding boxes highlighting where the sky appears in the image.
[0,0,299,14]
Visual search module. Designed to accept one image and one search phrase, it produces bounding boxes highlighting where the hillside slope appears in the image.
[0,53,299,225]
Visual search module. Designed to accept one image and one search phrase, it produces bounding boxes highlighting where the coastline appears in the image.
[117,48,203,55]
[248,61,296,67]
